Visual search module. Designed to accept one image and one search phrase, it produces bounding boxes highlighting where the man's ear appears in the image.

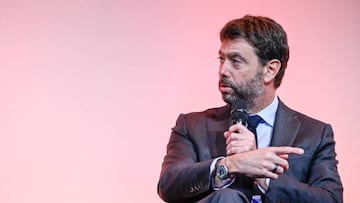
[263,59,281,84]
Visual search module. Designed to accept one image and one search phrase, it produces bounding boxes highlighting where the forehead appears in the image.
[219,38,256,57]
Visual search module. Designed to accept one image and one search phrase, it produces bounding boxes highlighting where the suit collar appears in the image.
[270,100,302,147]
[206,105,231,157]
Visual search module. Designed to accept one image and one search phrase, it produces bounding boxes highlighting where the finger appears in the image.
[274,155,290,170]
[227,140,255,149]
[277,154,289,160]
[272,164,279,173]
[227,138,256,151]
[261,159,285,174]
[228,123,241,132]
[269,146,304,155]
[274,153,290,170]
[225,133,238,145]
[225,135,233,145]
[226,130,257,144]
[261,169,279,179]
[227,147,239,155]
[228,123,249,133]
[225,133,249,145]
[274,158,289,170]
[227,147,250,155]
[264,153,289,170]
[227,145,253,155]
[224,131,230,139]
[255,163,281,179]
[271,164,285,174]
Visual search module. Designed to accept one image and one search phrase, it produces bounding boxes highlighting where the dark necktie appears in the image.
[247,115,265,202]
[247,115,264,149]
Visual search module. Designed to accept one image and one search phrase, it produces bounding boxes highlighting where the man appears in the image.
[158,15,343,203]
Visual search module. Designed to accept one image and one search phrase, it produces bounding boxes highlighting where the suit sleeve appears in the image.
[265,124,343,203]
[158,114,213,202]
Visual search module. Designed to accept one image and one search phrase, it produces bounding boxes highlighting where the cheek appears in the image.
[232,72,250,85]
[231,75,243,87]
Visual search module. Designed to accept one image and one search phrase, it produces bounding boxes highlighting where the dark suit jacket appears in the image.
[158,100,343,203]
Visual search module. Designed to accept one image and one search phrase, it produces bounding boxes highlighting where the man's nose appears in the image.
[219,61,230,77]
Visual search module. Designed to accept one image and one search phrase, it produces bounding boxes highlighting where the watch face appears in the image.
[216,165,228,180]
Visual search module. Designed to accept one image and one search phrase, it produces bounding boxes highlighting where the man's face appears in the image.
[218,38,264,108]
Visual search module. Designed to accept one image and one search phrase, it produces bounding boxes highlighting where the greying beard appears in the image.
[221,70,264,110]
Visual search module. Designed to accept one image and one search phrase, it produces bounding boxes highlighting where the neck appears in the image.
[248,89,276,114]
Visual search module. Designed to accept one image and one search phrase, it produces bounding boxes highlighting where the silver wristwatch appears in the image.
[215,161,229,180]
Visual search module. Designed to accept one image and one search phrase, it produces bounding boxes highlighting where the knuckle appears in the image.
[264,152,272,159]
[260,168,268,176]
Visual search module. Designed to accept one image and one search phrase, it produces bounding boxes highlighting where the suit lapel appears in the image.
[206,105,231,158]
[270,100,302,147]
[205,101,302,157]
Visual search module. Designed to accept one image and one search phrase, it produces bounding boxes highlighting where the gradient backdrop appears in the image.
[1,0,359,202]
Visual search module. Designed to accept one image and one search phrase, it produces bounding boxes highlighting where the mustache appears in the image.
[219,77,246,100]
[219,77,235,88]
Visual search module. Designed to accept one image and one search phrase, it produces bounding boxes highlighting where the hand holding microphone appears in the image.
[224,99,304,180]
[224,99,257,155]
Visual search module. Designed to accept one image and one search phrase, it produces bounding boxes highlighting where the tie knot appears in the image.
[247,115,264,128]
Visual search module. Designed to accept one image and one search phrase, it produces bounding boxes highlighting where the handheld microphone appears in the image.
[230,99,249,125]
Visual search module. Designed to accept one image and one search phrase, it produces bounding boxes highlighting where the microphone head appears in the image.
[231,99,248,124]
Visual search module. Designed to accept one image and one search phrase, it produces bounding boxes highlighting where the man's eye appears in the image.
[218,56,225,63]
[232,59,241,64]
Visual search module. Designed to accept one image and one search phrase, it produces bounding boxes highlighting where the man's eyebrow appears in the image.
[218,50,248,63]
[229,53,248,63]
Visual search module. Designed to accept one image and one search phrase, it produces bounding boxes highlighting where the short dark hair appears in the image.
[220,15,289,88]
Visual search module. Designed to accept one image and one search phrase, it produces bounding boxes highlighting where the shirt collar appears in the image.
[251,96,279,127]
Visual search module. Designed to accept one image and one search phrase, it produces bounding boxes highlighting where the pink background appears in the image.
[0,0,358,202]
